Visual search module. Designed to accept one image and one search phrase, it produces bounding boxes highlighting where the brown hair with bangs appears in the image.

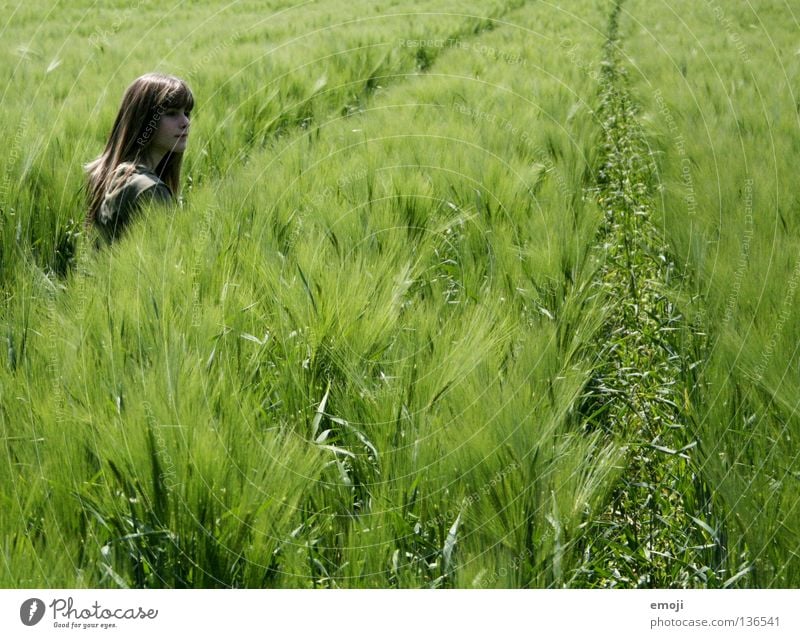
[84,73,194,228]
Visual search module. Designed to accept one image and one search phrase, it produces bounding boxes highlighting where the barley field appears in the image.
[1,0,798,589]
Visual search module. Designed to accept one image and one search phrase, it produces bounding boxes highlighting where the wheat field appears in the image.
[1,0,798,588]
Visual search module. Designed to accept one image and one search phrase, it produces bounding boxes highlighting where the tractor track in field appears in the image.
[577,0,729,587]
[251,0,733,586]
[230,0,529,157]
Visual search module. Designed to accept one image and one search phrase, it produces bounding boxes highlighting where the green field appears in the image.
[1,0,798,588]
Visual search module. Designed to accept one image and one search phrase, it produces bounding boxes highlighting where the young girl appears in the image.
[85,73,194,244]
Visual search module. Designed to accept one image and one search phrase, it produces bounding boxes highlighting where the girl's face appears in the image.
[150,106,191,155]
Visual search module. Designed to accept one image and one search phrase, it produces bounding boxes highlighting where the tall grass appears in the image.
[1,0,625,587]
[625,0,800,586]
[4,0,796,589]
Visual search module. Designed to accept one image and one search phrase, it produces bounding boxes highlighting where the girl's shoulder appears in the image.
[109,162,171,199]
[96,162,173,242]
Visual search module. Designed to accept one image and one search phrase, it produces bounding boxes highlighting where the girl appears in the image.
[85,73,194,244]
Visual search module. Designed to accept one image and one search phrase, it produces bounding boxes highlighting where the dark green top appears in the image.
[95,162,172,243]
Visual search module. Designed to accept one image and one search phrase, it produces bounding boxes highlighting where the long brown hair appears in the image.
[85,73,194,227]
